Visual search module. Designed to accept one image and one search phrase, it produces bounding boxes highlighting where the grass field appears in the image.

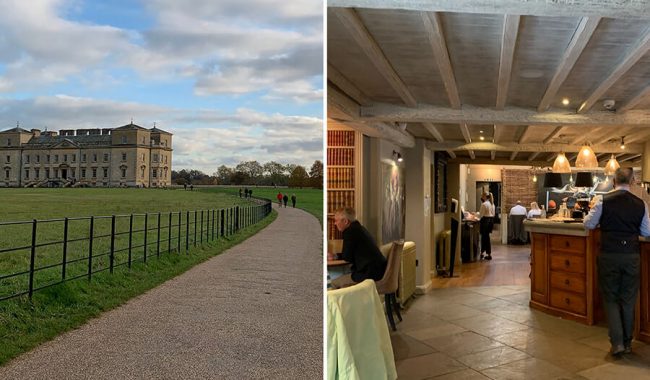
[202,186,323,224]
[0,187,277,365]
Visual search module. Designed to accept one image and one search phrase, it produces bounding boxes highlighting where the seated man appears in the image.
[330,207,387,289]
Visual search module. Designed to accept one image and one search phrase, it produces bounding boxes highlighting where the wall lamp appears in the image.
[392,150,403,163]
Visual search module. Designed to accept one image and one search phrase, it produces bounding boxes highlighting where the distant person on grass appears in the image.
[239,188,243,198]
[277,192,283,206]
[283,194,289,207]
[291,194,296,208]
[248,189,253,198]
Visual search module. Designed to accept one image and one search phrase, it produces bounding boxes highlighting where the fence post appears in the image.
[156,212,161,258]
[235,206,240,231]
[185,211,190,253]
[28,219,37,299]
[88,216,94,280]
[194,211,197,246]
[128,214,133,268]
[200,210,204,244]
[62,217,68,280]
[168,212,172,254]
[109,215,116,274]
[143,214,148,263]
[212,210,215,240]
[177,212,181,253]
[220,209,225,237]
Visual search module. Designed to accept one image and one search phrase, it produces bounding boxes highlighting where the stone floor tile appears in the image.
[480,357,574,380]
[452,313,530,338]
[404,322,468,341]
[423,331,504,358]
[486,305,538,324]
[391,332,437,361]
[396,352,467,380]
[526,314,606,341]
[462,297,516,311]
[397,309,448,332]
[428,368,491,379]
[466,286,528,298]
[577,359,650,379]
[427,303,489,321]
[497,292,531,305]
[456,346,530,371]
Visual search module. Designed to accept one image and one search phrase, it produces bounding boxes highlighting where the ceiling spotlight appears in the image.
[621,136,625,150]
[480,136,485,141]
[392,150,403,163]
[562,98,570,106]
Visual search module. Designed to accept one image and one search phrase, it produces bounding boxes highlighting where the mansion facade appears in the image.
[0,123,172,188]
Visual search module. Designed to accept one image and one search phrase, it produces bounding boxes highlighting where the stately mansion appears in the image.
[0,123,172,188]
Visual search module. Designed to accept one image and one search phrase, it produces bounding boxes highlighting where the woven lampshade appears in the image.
[574,145,598,168]
[552,152,571,173]
[604,154,620,176]
[543,173,563,188]
[575,172,593,187]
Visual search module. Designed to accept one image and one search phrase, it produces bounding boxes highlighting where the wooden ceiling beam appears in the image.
[424,141,642,154]
[528,152,541,161]
[510,151,518,160]
[328,1,650,19]
[491,150,496,160]
[468,150,476,160]
[518,125,531,144]
[328,84,360,121]
[332,120,416,148]
[537,17,600,112]
[360,102,650,126]
[496,15,520,109]
[460,124,471,143]
[578,29,650,113]
[422,122,444,142]
[450,158,551,166]
[543,126,565,144]
[446,150,456,159]
[619,154,642,163]
[617,85,650,113]
[493,124,505,143]
[422,12,461,109]
[328,63,371,106]
[333,8,417,107]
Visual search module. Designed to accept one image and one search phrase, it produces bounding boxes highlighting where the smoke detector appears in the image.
[603,99,616,110]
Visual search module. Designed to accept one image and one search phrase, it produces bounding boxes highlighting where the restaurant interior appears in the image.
[326,1,650,379]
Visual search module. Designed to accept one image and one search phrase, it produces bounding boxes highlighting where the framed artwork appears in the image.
[434,152,448,213]
[381,163,405,244]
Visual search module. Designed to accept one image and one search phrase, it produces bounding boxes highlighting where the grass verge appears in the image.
[0,210,277,366]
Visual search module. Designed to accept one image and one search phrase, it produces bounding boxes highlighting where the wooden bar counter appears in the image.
[524,219,650,343]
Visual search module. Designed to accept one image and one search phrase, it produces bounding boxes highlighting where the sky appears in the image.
[0,0,323,173]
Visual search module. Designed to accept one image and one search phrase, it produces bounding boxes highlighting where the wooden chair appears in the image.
[374,240,404,331]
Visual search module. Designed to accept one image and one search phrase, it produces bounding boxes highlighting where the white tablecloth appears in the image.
[327,279,397,380]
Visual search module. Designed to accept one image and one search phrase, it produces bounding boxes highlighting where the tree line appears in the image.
[172,160,323,188]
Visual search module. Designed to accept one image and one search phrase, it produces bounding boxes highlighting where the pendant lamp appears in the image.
[575,172,593,187]
[543,173,563,188]
[604,154,620,176]
[552,152,571,173]
[574,145,598,168]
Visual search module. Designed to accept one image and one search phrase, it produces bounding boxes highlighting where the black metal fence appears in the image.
[0,196,273,301]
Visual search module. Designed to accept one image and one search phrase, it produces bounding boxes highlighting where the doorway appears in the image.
[61,169,67,179]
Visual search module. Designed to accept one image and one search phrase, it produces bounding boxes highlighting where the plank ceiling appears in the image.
[327,0,650,166]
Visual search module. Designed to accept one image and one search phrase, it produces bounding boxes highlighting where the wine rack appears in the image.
[327,128,360,241]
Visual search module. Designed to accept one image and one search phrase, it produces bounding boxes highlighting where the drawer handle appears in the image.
[565,279,570,285]
[565,259,570,267]
[565,298,571,305]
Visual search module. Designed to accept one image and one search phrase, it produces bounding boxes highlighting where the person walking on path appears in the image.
[291,194,296,208]
[277,192,283,206]
[283,194,289,208]
[584,167,650,356]
[0,201,323,379]
[479,191,495,260]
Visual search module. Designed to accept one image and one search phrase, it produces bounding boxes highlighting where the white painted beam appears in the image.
[510,151,518,160]
[518,125,531,144]
[496,15,520,109]
[490,150,496,160]
[328,63,371,106]
[421,12,461,109]
[468,150,475,160]
[537,17,600,112]
[446,150,456,159]
[460,124,471,143]
[619,154,642,163]
[617,85,650,113]
[328,84,360,120]
[333,8,418,107]
[424,141,642,154]
[328,1,650,19]
[578,29,650,113]
[450,158,551,166]
[344,121,416,148]
[493,124,505,143]
[528,152,541,161]
[360,103,650,126]
[422,122,444,142]
[543,126,565,144]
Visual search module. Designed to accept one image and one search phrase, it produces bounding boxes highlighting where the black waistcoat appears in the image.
[600,190,645,254]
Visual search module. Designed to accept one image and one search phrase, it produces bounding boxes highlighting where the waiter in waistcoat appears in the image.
[584,167,650,356]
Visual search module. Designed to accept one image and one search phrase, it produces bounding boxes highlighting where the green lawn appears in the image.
[202,187,323,224]
[0,187,276,365]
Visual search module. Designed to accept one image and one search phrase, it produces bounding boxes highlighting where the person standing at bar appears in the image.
[479,192,495,260]
[584,167,650,356]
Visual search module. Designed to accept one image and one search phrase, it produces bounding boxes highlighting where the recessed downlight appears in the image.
[562,98,570,106]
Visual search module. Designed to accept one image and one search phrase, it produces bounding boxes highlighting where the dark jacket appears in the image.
[601,190,645,254]
[340,221,387,282]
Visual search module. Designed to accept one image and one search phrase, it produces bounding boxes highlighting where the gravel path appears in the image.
[0,204,323,379]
